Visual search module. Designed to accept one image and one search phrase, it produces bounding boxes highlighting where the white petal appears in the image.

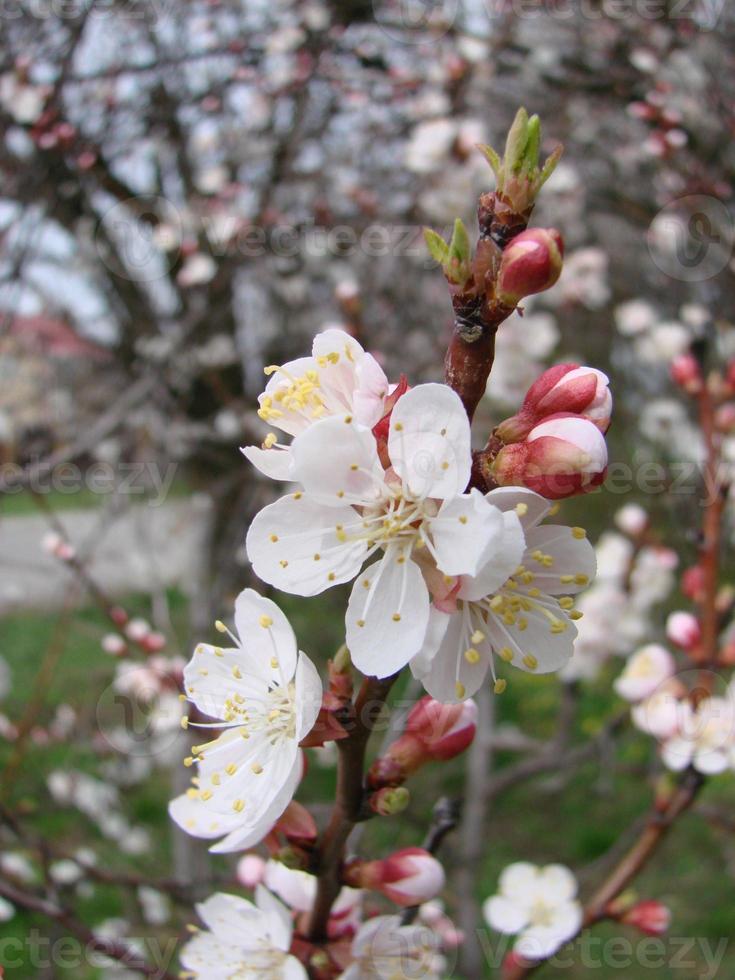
[295,652,323,741]
[183,644,269,720]
[388,383,471,499]
[241,444,294,481]
[290,415,383,505]
[485,487,551,528]
[282,957,310,980]
[486,602,577,674]
[261,355,319,436]
[415,608,490,703]
[346,550,430,678]
[353,353,390,426]
[179,929,238,979]
[430,491,506,578]
[246,493,368,597]
[537,864,578,902]
[254,883,294,951]
[522,525,596,595]
[483,895,529,934]
[234,588,298,679]
[209,752,303,853]
[459,510,526,602]
[195,892,259,938]
[693,747,730,774]
[499,862,540,902]
[661,737,694,771]
[410,606,451,679]
[169,792,238,841]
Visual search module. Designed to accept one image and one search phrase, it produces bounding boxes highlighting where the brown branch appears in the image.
[304,673,398,944]
[0,878,178,979]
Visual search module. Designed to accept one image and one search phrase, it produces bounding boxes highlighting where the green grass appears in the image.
[1,591,734,978]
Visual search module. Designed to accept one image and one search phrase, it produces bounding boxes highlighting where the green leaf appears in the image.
[523,114,541,172]
[538,144,564,187]
[423,227,449,264]
[477,142,501,178]
[504,106,529,175]
[448,218,471,264]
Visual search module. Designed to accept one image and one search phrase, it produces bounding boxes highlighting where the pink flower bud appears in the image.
[492,414,608,499]
[670,353,702,392]
[345,848,445,907]
[405,697,477,761]
[368,697,477,788]
[621,900,671,936]
[272,801,318,844]
[614,503,648,537]
[681,565,705,602]
[715,403,735,433]
[236,853,266,888]
[101,634,127,657]
[140,631,167,653]
[125,618,151,643]
[496,364,612,441]
[666,611,701,652]
[496,228,564,306]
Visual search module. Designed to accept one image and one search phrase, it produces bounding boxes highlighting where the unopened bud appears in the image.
[492,414,608,500]
[141,631,167,653]
[681,565,705,602]
[101,634,127,657]
[665,611,701,652]
[496,363,611,442]
[670,353,702,393]
[125,618,151,643]
[621,900,671,936]
[369,786,411,816]
[496,228,563,307]
[344,848,445,907]
[236,853,266,888]
[273,801,318,844]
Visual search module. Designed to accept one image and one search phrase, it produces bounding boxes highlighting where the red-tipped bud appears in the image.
[492,414,608,499]
[621,900,671,936]
[726,360,735,390]
[368,697,477,788]
[368,786,411,816]
[101,634,127,657]
[670,353,702,393]
[665,611,701,652]
[681,565,706,602]
[715,403,735,433]
[272,801,318,844]
[141,631,167,653]
[496,228,563,306]
[404,697,477,761]
[344,848,445,907]
[496,363,611,442]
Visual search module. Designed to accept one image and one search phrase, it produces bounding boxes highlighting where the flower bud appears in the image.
[496,363,611,442]
[681,565,705,602]
[368,697,477,788]
[670,353,702,393]
[273,801,318,844]
[496,228,563,307]
[621,900,671,936]
[492,414,608,499]
[344,848,445,907]
[368,786,411,816]
[236,853,266,888]
[101,634,127,657]
[715,402,735,433]
[666,611,701,652]
[614,503,648,537]
[141,631,167,653]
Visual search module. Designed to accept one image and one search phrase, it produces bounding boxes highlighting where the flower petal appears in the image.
[483,895,530,934]
[486,601,577,674]
[183,643,269,720]
[499,862,541,902]
[346,549,430,678]
[254,883,294,951]
[290,415,383,505]
[537,864,578,902]
[413,607,490,703]
[234,588,298,680]
[430,490,506,578]
[459,510,526,602]
[295,652,323,741]
[485,487,551,529]
[522,525,596,595]
[246,493,368,597]
[388,383,471,499]
[241,444,294,481]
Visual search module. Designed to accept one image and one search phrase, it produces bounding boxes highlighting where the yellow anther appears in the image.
[294,492,303,500]
[211,773,221,786]
[233,799,245,812]
[215,620,227,633]
[201,790,213,801]
[232,666,242,679]
[558,597,574,610]
[570,610,584,620]
[269,534,279,543]
[184,756,194,767]
[180,717,189,729]
[574,574,589,585]
[560,574,575,584]
[490,595,504,611]
[251,763,263,775]
[328,572,336,581]
[459,515,468,524]
[264,432,277,449]
[515,502,528,516]
[455,681,466,699]
[259,615,273,628]
[357,619,365,628]
[270,657,279,669]
[494,679,507,694]
[313,553,321,561]
[471,630,485,644]
[464,648,481,664]
[392,613,402,622]
[344,415,353,424]
[394,422,404,431]
[522,654,538,670]
[226,764,237,775]
[572,527,586,539]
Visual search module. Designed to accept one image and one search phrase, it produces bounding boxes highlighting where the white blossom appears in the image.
[483,862,582,960]
[180,887,307,979]
[339,915,443,980]
[169,590,321,853]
